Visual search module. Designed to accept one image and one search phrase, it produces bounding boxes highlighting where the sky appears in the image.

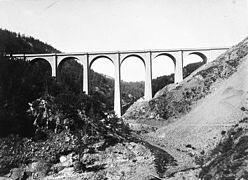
[0,0,248,81]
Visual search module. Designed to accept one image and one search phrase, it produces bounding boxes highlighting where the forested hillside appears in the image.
[0,29,60,54]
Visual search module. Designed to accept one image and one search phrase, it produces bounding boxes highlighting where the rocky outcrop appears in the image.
[0,130,176,180]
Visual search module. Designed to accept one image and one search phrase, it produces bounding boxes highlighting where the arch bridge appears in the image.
[11,47,229,117]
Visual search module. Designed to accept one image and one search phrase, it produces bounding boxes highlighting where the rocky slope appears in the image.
[123,36,248,179]
[0,131,176,180]
[199,113,248,180]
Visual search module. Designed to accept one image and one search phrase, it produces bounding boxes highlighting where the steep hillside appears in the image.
[123,36,248,179]
[199,115,248,179]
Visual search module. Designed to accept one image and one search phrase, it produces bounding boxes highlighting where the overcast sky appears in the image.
[0,0,248,81]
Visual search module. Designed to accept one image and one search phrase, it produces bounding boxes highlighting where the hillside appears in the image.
[0,29,60,54]
[123,36,248,179]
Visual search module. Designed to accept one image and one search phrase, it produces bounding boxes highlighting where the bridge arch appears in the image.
[57,57,84,93]
[153,53,176,77]
[183,52,207,78]
[120,54,146,105]
[187,52,207,64]
[57,56,82,75]
[120,54,146,82]
[58,56,82,68]
[154,53,176,65]
[121,54,146,66]
[152,53,176,95]
[89,55,114,68]
[88,55,115,109]
[29,58,52,77]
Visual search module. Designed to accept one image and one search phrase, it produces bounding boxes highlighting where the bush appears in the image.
[0,55,54,137]
[0,54,130,138]
[28,94,130,141]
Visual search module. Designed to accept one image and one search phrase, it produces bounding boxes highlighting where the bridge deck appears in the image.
[8,46,230,57]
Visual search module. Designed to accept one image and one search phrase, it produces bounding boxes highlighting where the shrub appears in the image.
[28,94,130,142]
[0,55,53,137]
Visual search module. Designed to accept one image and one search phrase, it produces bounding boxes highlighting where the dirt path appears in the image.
[146,55,248,175]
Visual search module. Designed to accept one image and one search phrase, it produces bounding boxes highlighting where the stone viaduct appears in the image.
[11,47,229,117]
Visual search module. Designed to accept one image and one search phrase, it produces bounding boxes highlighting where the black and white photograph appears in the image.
[0,0,248,179]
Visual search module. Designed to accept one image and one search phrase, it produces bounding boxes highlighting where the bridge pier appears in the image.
[54,55,57,78]
[174,51,183,83]
[83,55,89,94]
[145,52,153,101]
[114,53,122,117]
